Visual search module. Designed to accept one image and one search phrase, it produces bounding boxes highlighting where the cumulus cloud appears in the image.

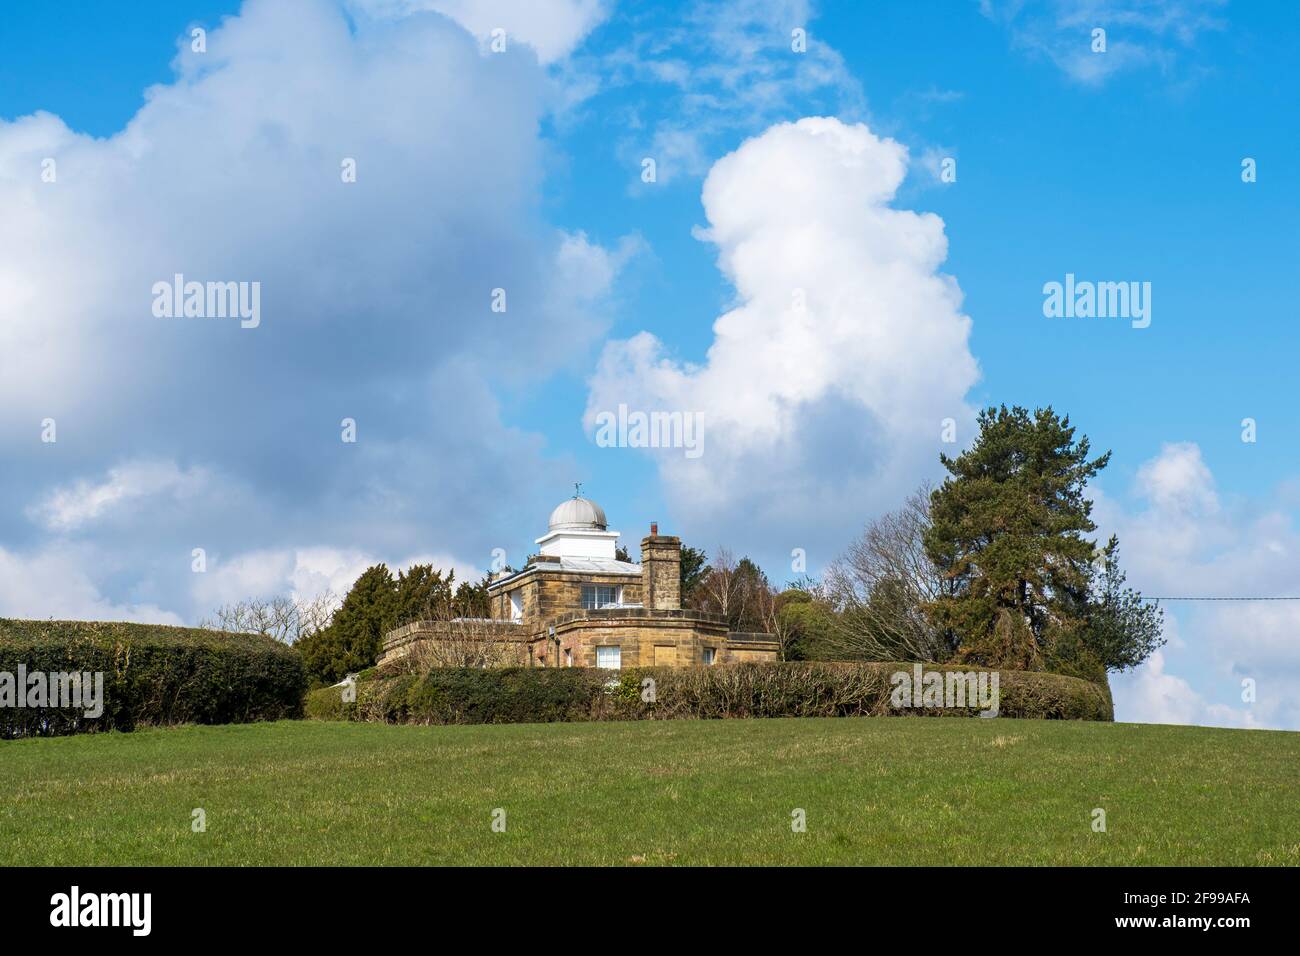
[191,544,478,609]
[348,0,608,63]
[1100,441,1300,730]
[1112,649,1206,725]
[586,117,979,560]
[0,545,184,624]
[0,0,614,424]
[0,538,474,625]
[1134,441,1218,515]
[0,0,623,622]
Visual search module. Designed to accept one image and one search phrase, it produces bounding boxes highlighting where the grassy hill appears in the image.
[0,717,1296,865]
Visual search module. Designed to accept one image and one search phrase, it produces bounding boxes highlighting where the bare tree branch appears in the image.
[821,484,953,662]
[199,592,337,645]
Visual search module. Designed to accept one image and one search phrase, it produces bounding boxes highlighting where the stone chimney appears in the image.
[640,525,681,611]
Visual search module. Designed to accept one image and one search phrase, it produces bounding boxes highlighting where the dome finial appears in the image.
[573,481,582,498]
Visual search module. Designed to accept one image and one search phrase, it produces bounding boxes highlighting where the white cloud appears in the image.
[560,0,866,187]
[586,117,979,557]
[1134,441,1218,515]
[31,460,210,532]
[1112,649,1205,725]
[0,538,478,626]
[1113,646,1263,730]
[348,0,608,63]
[191,545,479,611]
[0,544,184,624]
[190,549,299,608]
[917,146,958,186]
[1100,441,1300,730]
[980,0,1227,86]
[0,0,620,424]
[0,0,622,622]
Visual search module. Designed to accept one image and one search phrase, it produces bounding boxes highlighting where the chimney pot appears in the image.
[650,522,658,535]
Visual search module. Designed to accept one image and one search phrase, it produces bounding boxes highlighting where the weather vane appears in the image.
[573,481,582,498]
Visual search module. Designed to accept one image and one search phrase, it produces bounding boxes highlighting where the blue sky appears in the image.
[2,0,1298,729]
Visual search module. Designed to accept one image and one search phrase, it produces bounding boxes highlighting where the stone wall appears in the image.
[382,612,781,669]
[379,620,532,667]
[639,534,681,611]
[721,632,782,663]
[538,607,735,668]
[489,569,642,631]
[722,645,781,663]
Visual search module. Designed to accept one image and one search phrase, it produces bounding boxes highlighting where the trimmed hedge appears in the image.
[305,661,1113,726]
[0,619,306,738]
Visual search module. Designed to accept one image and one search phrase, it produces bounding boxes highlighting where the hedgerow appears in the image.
[0,619,306,738]
[304,661,1112,726]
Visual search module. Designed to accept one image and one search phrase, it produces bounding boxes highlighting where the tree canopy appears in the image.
[922,405,1162,673]
[297,564,396,684]
[295,563,493,684]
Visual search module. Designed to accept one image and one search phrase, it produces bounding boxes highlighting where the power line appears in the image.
[1140,596,1300,602]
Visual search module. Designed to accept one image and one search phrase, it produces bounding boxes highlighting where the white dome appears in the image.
[548,496,607,531]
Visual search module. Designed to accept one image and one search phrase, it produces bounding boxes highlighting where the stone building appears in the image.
[379,494,780,669]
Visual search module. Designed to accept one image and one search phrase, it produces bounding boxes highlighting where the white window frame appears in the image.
[509,590,523,622]
[596,645,622,670]
[702,647,716,665]
[582,584,620,610]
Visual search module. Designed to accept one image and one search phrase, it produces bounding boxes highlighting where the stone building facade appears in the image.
[378,494,780,669]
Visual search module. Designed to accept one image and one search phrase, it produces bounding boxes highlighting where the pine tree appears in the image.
[679,546,709,603]
[394,564,454,625]
[923,405,1110,668]
[298,564,396,683]
[453,573,494,618]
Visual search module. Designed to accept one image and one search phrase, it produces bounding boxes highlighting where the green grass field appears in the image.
[1,717,1297,865]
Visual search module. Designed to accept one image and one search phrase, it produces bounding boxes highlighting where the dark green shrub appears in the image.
[304,684,353,721]
[308,661,1112,726]
[0,619,306,738]
[360,668,612,725]
[296,565,395,685]
[777,596,839,661]
[1044,628,1109,685]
